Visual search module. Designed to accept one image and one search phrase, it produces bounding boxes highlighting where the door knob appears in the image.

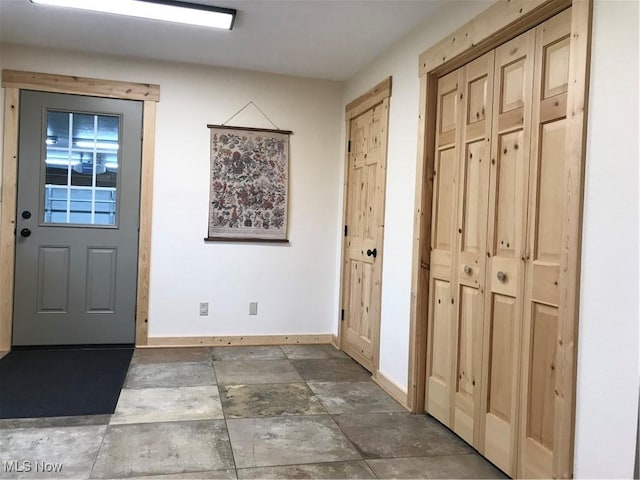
[21,210,32,219]
[463,264,472,275]
[497,271,506,282]
[20,228,32,238]
[366,248,377,258]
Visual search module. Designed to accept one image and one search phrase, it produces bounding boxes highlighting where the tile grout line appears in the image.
[87,420,111,479]
[213,352,240,479]
[234,458,381,476]
[218,349,370,474]
[88,352,134,478]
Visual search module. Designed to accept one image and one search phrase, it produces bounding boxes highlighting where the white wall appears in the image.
[341,0,492,390]
[343,0,639,477]
[574,1,639,477]
[0,44,343,338]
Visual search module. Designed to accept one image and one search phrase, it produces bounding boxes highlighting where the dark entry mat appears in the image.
[0,347,133,419]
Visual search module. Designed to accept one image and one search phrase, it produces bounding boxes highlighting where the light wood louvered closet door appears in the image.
[424,8,572,479]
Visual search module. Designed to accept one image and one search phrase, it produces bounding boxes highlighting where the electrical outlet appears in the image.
[249,302,258,315]
[199,302,209,316]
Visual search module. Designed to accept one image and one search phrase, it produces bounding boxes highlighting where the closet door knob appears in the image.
[463,265,472,275]
[497,271,506,282]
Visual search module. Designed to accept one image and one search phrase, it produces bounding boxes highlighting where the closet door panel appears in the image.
[484,293,516,461]
[434,148,457,254]
[429,278,453,421]
[480,29,535,477]
[487,294,516,421]
[452,51,494,446]
[519,8,571,479]
[425,70,462,426]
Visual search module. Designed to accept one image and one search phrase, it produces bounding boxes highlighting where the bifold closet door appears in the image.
[424,7,574,478]
[479,28,536,476]
[425,70,462,426]
[424,69,462,426]
[451,51,494,446]
[518,9,572,479]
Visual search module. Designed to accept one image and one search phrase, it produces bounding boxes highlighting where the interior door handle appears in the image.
[20,228,32,238]
[366,248,377,258]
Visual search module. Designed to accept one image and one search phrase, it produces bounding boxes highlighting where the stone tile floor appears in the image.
[0,345,507,479]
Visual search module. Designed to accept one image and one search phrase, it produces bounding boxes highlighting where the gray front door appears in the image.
[13,91,142,346]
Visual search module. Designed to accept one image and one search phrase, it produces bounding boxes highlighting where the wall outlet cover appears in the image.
[199,302,209,316]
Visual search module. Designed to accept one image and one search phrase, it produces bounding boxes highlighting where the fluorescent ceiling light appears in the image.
[75,141,119,150]
[30,0,236,30]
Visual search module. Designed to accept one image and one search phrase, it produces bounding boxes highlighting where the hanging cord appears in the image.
[221,101,280,130]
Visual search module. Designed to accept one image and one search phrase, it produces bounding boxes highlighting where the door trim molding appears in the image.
[2,70,160,102]
[135,101,157,346]
[408,1,592,477]
[0,70,160,351]
[345,77,392,119]
[0,88,19,353]
[337,77,391,373]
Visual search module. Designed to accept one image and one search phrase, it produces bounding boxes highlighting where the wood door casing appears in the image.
[341,97,389,371]
[424,69,462,425]
[518,9,572,478]
[452,50,495,446]
[479,28,536,476]
[0,72,159,353]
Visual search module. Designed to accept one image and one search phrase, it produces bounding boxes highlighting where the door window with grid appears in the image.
[43,110,120,226]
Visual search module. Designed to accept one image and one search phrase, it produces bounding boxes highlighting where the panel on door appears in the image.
[479,28,536,476]
[13,91,142,345]
[452,50,495,446]
[518,9,572,479]
[424,70,461,426]
[341,99,389,371]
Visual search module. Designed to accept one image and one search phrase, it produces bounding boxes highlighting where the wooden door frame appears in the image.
[407,0,591,476]
[0,70,160,352]
[337,77,392,376]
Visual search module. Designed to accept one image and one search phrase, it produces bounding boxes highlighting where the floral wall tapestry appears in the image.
[207,125,290,241]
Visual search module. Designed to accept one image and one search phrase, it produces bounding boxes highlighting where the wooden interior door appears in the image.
[424,70,462,426]
[479,29,536,476]
[518,9,572,478]
[341,98,389,371]
[451,50,495,446]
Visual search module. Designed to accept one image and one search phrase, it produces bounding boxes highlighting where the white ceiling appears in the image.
[0,0,447,81]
